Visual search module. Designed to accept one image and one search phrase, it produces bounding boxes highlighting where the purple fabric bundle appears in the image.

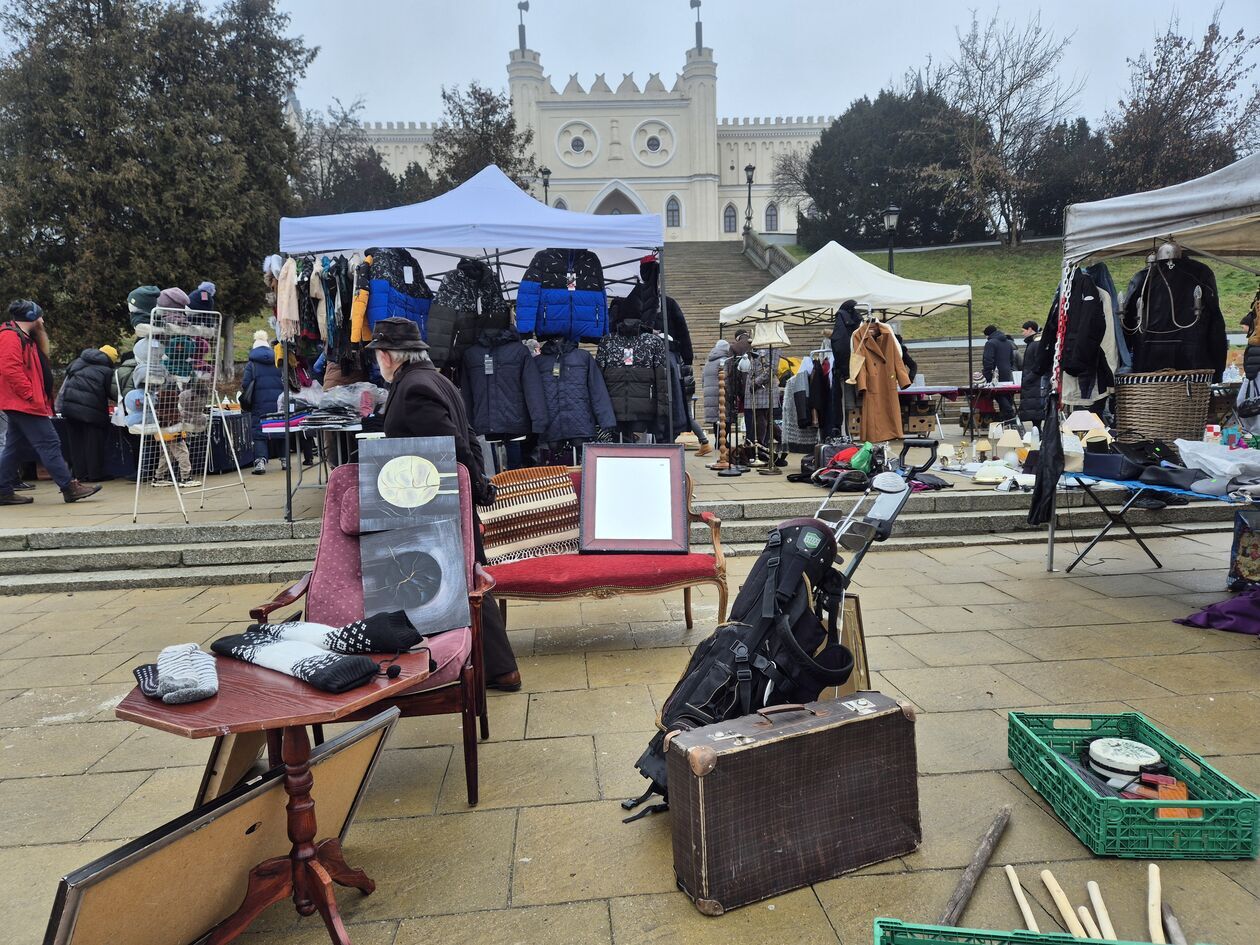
[1176,586,1260,635]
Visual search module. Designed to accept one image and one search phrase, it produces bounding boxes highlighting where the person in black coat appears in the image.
[1017,320,1046,426]
[982,325,1017,421]
[368,317,520,691]
[58,345,119,481]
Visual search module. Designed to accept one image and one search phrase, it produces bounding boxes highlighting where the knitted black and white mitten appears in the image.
[211,629,379,694]
[244,611,420,654]
[155,643,219,704]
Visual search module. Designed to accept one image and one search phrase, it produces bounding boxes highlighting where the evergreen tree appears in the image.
[0,0,310,350]
[1021,118,1110,237]
[428,82,537,192]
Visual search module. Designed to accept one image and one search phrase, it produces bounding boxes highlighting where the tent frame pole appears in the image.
[658,243,674,444]
[966,300,975,440]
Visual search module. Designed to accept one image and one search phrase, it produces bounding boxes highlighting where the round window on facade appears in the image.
[571,136,586,154]
[646,135,661,153]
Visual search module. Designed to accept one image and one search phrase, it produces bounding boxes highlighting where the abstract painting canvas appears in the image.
[360,519,471,634]
[358,435,459,532]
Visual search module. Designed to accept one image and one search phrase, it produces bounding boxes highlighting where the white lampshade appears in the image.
[750,321,792,348]
[996,429,1024,449]
[1063,410,1105,434]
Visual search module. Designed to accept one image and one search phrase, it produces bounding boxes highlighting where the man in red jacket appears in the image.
[0,300,99,505]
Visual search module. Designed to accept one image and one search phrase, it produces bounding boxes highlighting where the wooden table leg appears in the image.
[317,837,376,895]
[203,857,292,945]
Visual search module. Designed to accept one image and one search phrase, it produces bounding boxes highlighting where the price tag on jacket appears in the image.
[623,348,634,366]
[552,362,561,377]
[567,271,576,292]
[403,266,414,284]
[483,355,495,375]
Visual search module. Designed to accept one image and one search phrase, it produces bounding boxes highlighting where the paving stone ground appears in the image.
[2,532,1258,943]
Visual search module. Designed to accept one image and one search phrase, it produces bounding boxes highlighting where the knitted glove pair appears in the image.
[137,643,219,704]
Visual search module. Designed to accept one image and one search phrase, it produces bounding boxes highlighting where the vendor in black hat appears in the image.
[367,317,521,691]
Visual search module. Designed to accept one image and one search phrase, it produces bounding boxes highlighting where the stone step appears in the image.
[694,500,1237,545]
[0,518,320,552]
[0,538,320,576]
[0,561,314,596]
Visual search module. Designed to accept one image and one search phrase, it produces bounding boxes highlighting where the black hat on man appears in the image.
[8,299,43,322]
[366,316,429,351]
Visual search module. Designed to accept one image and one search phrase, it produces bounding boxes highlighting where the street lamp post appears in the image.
[883,204,900,273]
[541,166,551,206]
[744,163,756,234]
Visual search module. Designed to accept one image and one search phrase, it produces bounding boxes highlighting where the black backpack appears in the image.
[623,517,855,819]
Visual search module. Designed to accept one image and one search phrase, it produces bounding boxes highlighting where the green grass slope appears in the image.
[785,243,1258,341]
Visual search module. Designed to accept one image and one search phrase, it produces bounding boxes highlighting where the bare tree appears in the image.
[293,97,369,210]
[771,148,811,211]
[943,12,1082,245]
[1106,6,1260,191]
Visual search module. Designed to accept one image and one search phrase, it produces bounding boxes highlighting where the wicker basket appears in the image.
[1114,369,1212,442]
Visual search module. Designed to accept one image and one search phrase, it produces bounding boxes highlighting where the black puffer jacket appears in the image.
[1244,344,1260,382]
[1122,257,1227,380]
[367,247,433,299]
[460,327,548,438]
[59,348,116,425]
[1019,333,1047,423]
[596,319,668,426]
[533,338,617,442]
[427,258,510,367]
[622,259,693,364]
[982,330,1016,382]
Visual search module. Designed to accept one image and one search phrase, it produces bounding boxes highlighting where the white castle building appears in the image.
[360,9,829,241]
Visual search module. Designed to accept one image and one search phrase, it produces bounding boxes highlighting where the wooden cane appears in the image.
[1004,865,1040,933]
[1041,869,1087,938]
[1077,906,1102,940]
[1148,865,1166,944]
[1087,880,1117,940]
[1161,902,1188,945]
[939,806,1012,926]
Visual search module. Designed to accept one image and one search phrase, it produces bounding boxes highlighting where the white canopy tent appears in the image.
[279,165,664,295]
[1063,151,1260,267]
[719,240,972,326]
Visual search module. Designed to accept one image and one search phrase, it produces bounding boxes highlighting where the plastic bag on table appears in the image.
[1175,438,1260,481]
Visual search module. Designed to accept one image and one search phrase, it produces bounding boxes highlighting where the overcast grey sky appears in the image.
[277,1,1258,125]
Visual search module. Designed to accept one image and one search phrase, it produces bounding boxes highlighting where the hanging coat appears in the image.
[1122,256,1227,380]
[533,338,617,442]
[1018,333,1047,424]
[853,322,910,442]
[596,320,668,426]
[460,328,548,439]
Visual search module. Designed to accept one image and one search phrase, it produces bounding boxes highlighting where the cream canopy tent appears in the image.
[1063,151,1260,266]
[718,240,972,326]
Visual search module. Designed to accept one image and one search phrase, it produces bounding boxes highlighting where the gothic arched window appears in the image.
[554,197,568,210]
[666,196,681,228]
[765,202,779,232]
[723,204,738,233]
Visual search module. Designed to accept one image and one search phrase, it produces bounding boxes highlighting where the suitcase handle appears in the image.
[755,704,819,721]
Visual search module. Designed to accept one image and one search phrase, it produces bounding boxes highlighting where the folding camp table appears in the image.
[1053,473,1245,573]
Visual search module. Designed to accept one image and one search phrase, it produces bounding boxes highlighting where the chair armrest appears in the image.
[248,572,312,622]
[688,511,725,564]
[472,562,496,600]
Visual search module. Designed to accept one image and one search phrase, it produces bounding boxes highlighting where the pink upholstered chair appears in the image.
[250,462,492,805]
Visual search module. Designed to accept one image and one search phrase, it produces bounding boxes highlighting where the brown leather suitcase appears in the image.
[667,693,920,915]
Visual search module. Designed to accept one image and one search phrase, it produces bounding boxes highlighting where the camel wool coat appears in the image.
[853,322,910,442]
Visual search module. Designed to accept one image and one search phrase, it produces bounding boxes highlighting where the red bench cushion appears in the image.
[487,552,718,596]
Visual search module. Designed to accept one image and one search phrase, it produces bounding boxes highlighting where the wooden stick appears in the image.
[1148,864,1166,944]
[939,806,1012,926]
[1161,902,1188,945]
[1041,869,1088,938]
[1078,906,1102,940]
[1005,865,1040,933]
[1087,880,1118,940]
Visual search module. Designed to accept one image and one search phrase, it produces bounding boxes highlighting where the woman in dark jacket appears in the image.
[59,346,118,481]
[241,331,285,474]
[368,316,520,691]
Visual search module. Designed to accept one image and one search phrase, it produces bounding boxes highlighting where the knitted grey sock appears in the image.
[156,643,200,697]
[157,644,219,704]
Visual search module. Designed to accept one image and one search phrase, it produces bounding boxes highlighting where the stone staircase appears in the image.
[0,488,1234,595]
[664,240,778,368]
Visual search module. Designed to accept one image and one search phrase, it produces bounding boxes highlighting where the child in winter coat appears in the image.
[241,330,284,474]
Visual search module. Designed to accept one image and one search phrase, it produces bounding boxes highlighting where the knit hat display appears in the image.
[154,643,219,704]
[211,630,380,694]
[123,389,147,425]
[252,330,270,348]
[156,287,189,312]
[244,611,421,654]
[134,337,164,363]
[196,281,217,298]
[99,344,119,364]
[187,287,216,313]
[127,285,161,316]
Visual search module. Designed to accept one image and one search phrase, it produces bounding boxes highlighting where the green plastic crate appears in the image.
[873,918,1207,945]
[1008,712,1258,859]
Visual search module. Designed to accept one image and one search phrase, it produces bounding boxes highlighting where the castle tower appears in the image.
[680,41,718,239]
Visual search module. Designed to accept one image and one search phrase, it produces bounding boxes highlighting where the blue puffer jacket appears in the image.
[516,248,608,342]
[365,279,432,337]
[533,338,617,442]
[460,328,548,438]
[242,345,285,417]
